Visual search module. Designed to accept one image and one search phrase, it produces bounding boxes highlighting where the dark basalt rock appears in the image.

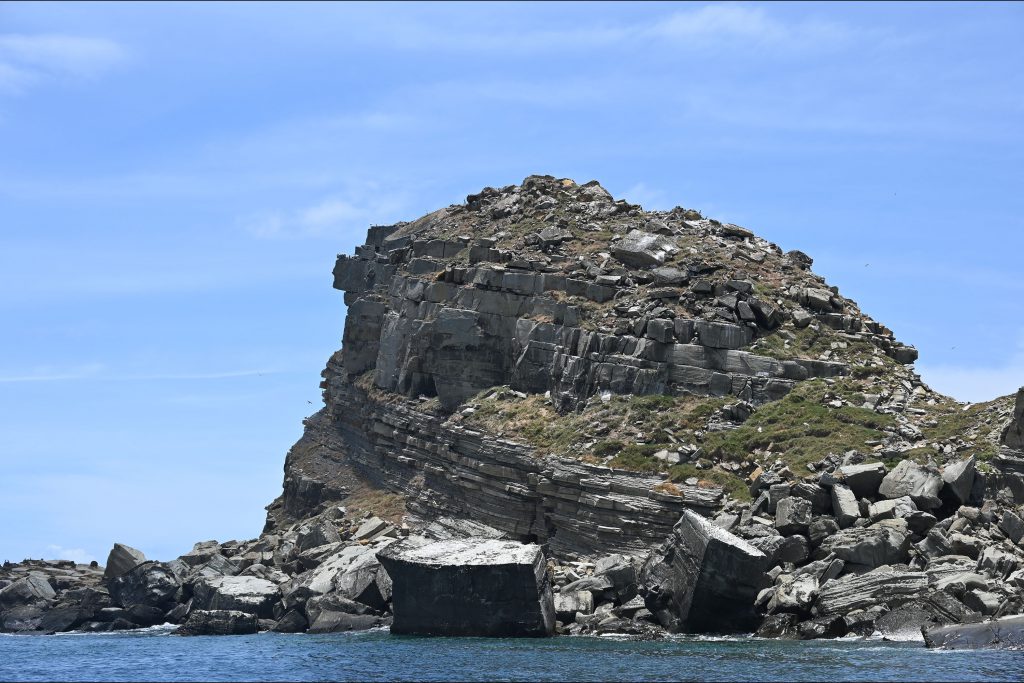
[377,538,555,637]
[175,609,258,636]
[640,510,769,633]
[107,561,180,611]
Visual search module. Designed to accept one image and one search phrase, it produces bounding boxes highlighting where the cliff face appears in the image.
[265,175,1016,553]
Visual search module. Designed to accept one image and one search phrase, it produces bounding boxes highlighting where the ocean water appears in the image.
[1,626,1020,682]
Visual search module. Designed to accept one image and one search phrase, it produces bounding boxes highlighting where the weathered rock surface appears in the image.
[176,609,258,636]
[107,561,180,611]
[377,538,554,637]
[1002,389,1023,450]
[815,567,928,615]
[819,523,910,570]
[924,615,1024,650]
[103,544,147,580]
[192,576,279,618]
[879,460,943,509]
[640,510,768,632]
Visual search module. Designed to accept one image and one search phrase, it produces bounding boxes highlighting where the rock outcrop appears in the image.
[1004,388,1024,451]
[640,510,768,632]
[5,176,1024,645]
[378,538,555,637]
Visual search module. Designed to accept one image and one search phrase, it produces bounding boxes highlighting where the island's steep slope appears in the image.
[6,175,1024,639]
[264,175,1018,555]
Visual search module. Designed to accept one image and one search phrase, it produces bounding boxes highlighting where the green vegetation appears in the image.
[916,400,1002,463]
[752,324,898,377]
[460,388,727,464]
[700,379,896,476]
[667,464,751,501]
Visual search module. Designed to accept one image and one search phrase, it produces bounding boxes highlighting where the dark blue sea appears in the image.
[1,626,1020,682]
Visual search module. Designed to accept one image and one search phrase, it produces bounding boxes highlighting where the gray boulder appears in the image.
[281,541,394,613]
[640,510,769,633]
[831,484,860,528]
[593,554,639,603]
[611,230,675,268]
[176,609,258,636]
[941,457,976,506]
[775,497,811,536]
[270,608,307,633]
[0,574,55,609]
[103,543,147,579]
[377,538,555,637]
[767,575,818,615]
[837,463,886,498]
[879,460,943,509]
[305,593,388,633]
[192,576,279,618]
[0,575,57,633]
[815,567,928,615]
[554,590,594,622]
[107,561,180,611]
[999,510,1024,545]
[819,522,910,570]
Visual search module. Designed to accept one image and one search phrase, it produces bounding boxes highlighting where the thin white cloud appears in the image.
[618,182,670,210]
[44,544,96,565]
[0,366,281,383]
[0,33,126,95]
[377,4,862,56]
[0,363,104,383]
[650,5,852,48]
[244,185,410,240]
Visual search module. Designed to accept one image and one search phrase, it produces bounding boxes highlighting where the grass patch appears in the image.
[607,444,665,474]
[342,484,407,524]
[460,388,729,458]
[915,399,1003,463]
[700,379,896,476]
[667,464,751,501]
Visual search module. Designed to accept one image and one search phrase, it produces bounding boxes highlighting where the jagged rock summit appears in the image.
[4,175,1024,644]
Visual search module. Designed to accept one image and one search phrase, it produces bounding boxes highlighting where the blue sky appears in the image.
[1,2,1022,564]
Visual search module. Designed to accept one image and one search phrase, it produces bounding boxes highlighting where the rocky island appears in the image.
[3,175,1024,648]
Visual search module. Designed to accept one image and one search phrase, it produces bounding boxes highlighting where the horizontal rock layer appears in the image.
[318,380,722,556]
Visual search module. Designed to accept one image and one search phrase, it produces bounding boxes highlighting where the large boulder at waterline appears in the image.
[377,538,555,637]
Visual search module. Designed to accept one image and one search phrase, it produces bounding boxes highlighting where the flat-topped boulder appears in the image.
[192,575,279,618]
[640,509,769,632]
[377,538,555,637]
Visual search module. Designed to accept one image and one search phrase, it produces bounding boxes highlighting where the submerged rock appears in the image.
[377,538,555,637]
